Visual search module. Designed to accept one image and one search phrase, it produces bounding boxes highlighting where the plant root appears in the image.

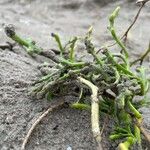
[21,101,65,150]
[136,120,150,144]
[78,77,103,150]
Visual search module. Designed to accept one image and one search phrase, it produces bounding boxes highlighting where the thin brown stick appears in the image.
[136,119,150,144]
[122,1,146,42]
[139,125,150,143]
[21,101,65,150]
[100,115,109,136]
[136,0,150,3]
[78,77,103,150]
[131,42,150,66]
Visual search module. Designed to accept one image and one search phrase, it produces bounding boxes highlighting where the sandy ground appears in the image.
[0,0,150,150]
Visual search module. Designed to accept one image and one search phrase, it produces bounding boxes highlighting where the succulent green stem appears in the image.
[118,137,135,150]
[69,37,78,62]
[110,133,133,140]
[11,34,29,47]
[113,54,128,67]
[137,67,149,95]
[104,49,133,76]
[51,33,64,57]
[70,103,91,110]
[109,28,129,60]
[60,58,88,67]
[109,7,129,65]
[127,101,142,119]
[85,26,103,66]
[4,25,42,54]
[134,125,141,144]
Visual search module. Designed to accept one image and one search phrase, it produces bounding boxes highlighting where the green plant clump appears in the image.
[4,6,150,150]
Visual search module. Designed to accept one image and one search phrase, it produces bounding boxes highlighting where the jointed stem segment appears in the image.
[5,25,42,55]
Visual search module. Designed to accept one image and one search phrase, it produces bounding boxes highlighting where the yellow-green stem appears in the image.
[127,101,142,119]
[77,77,103,150]
[118,137,135,150]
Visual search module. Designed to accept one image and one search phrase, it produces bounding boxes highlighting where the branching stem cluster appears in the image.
[3,2,150,150]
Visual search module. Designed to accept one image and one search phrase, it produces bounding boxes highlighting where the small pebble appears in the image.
[67,146,72,150]
[5,115,14,124]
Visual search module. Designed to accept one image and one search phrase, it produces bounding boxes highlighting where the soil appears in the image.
[0,0,150,150]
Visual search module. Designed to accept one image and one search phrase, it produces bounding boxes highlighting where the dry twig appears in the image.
[21,101,65,150]
[122,1,147,42]
[131,42,150,65]
[136,119,150,144]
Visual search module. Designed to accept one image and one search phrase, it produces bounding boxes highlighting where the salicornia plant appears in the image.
[4,5,150,150]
